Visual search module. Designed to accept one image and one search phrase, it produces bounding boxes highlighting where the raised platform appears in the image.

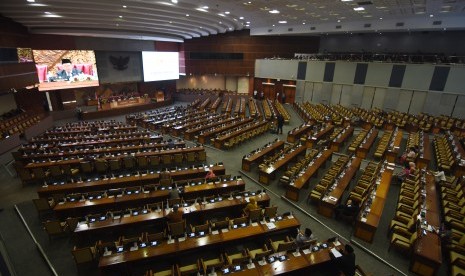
[82,99,173,120]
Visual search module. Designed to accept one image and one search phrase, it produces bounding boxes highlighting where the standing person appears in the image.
[334,244,356,276]
[281,92,286,103]
[260,91,264,100]
[253,90,258,99]
[243,197,258,215]
[166,204,184,223]
[295,228,315,247]
[277,114,284,134]
[276,92,280,102]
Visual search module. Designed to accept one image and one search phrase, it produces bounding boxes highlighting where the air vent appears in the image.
[310,26,316,30]
[336,25,342,29]
[433,21,442,25]
[288,28,293,32]
[364,23,371,28]
[268,29,273,32]
[396,22,404,27]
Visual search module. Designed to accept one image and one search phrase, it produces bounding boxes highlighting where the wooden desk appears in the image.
[330,126,354,152]
[417,135,431,169]
[198,118,253,144]
[214,121,268,149]
[73,193,270,243]
[184,117,237,141]
[37,165,225,198]
[318,157,362,218]
[181,179,245,200]
[356,129,379,159]
[305,125,334,149]
[259,145,307,185]
[285,149,333,202]
[54,190,170,219]
[287,123,313,143]
[410,174,442,276]
[354,168,393,243]
[98,216,300,275]
[242,140,285,172]
[385,130,403,163]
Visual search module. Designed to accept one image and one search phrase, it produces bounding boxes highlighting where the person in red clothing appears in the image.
[205,169,216,179]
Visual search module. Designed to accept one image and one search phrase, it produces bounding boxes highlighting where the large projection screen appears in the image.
[142,51,179,82]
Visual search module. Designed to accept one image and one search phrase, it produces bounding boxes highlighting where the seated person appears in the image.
[334,244,356,276]
[55,58,82,81]
[429,170,446,184]
[396,162,415,183]
[295,228,315,247]
[243,197,258,215]
[166,204,184,223]
[335,199,360,218]
[205,169,216,179]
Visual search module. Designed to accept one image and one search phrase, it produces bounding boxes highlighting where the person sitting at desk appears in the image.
[295,228,315,247]
[166,205,183,223]
[243,197,258,215]
[335,199,360,219]
[55,58,82,81]
[205,169,216,179]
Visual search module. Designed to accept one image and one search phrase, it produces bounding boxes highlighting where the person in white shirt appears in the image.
[295,228,315,247]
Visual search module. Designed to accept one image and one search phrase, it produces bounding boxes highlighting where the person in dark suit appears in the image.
[335,244,356,276]
[166,204,183,223]
[277,114,284,134]
[56,58,81,80]
[335,199,359,218]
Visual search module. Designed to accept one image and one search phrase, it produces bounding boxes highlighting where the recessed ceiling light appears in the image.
[219,21,222,24]
[269,9,280,14]
[116,24,119,26]
[119,15,123,18]
[302,22,306,25]
[199,26,203,28]
[353,7,365,11]
[123,5,127,8]
[202,6,209,9]
[169,21,172,23]
[239,16,244,20]
[44,11,51,14]
[27,0,35,2]
[379,17,382,20]
[278,20,287,24]
[246,21,250,24]
[245,24,250,27]
[229,27,233,30]
[186,14,189,16]
[272,24,275,27]
[341,0,353,2]
[430,14,434,17]
[196,8,208,12]
[218,13,225,16]
[337,20,341,22]
[171,0,177,3]
[225,11,230,14]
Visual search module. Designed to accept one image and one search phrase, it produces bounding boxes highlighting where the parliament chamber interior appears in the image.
[1,1,465,276]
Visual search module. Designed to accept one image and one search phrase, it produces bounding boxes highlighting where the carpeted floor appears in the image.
[0,100,447,276]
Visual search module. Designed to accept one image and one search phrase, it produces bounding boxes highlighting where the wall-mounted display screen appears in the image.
[142,51,179,82]
[32,50,99,91]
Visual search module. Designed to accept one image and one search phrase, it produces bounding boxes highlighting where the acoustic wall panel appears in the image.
[388,65,406,88]
[366,63,392,87]
[323,62,336,82]
[297,62,307,80]
[361,87,375,109]
[333,62,356,84]
[409,91,427,115]
[383,88,400,111]
[452,96,465,119]
[320,83,333,104]
[303,82,314,102]
[353,63,368,85]
[429,66,450,91]
[423,92,442,116]
[438,94,457,117]
[402,64,434,91]
[340,85,353,107]
[254,59,298,79]
[312,82,323,103]
[306,61,325,82]
[296,80,305,102]
[444,67,465,95]
[331,84,342,105]
[372,88,386,109]
[396,89,413,113]
[350,85,364,107]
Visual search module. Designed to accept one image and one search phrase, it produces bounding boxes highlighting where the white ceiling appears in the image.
[1,0,464,42]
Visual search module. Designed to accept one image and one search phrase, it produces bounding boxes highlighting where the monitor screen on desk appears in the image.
[32,50,99,91]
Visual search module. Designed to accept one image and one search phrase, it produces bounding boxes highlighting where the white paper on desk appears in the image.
[212,230,219,235]
[387,166,395,170]
[245,197,250,202]
[167,239,174,244]
[266,222,276,229]
[222,228,229,233]
[130,246,138,251]
[288,215,294,219]
[258,260,267,266]
[103,251,112,256]
[190,206,197,212]
[333,241,341,247]
[329,196,337,201]
[252,222,258,226]
[331,248,342,258]
[292,251,301,257]
[178,237,186,242]
[247,263,255,269]
[361,218,367,222]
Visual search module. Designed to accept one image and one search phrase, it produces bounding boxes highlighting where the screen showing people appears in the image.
[32,50,99,91]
